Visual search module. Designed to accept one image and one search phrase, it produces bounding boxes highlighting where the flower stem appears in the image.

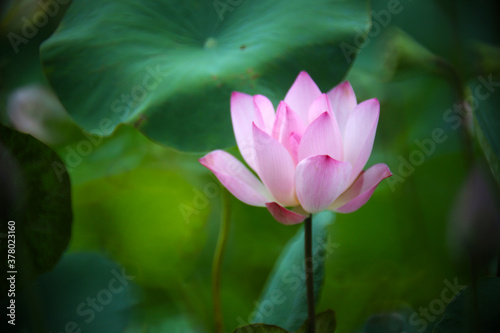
[212,189,231,333]
[304,215,315,333]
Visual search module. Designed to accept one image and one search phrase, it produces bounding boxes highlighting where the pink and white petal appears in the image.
[330,163,392,213]
[266,202,308,225]
[253,124,298,207]
[327,81,357,136]
[231,92,260,171]
[289,132,301,165]
[298,112,343,162]
[295,155,352,214]
[199,150,273,206]
[272,102,306,154]
[284,71,322,125]
[342,98,380,184]
[253,94,275,134]
[308,93,333,124]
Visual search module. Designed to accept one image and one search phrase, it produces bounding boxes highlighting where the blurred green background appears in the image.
[1,0,499,332]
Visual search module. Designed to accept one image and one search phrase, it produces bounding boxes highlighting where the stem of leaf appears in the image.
[212,189,231,333]
[305,214,315,333]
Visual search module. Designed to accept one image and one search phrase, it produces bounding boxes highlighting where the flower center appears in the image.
[204,37,217,49]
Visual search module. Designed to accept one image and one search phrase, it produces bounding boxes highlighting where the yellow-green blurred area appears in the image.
[1,0,500,332]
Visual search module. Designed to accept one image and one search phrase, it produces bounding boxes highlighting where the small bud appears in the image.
[7,85,75,145]
[447,166,500,265]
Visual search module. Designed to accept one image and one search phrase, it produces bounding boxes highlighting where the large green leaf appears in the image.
[17,252,136,333]
[40,0,369,152]
[233,324,289,333]
[251,212,335,331]
[0,125,72,293]
[233,310,336,333]
[296,309,336,333]
[359,308,418,333]
[433,277,500,333]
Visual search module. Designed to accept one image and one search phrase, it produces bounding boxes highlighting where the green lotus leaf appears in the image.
[41,0,369,152]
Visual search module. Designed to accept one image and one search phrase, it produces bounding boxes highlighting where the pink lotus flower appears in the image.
[200,72,392,225]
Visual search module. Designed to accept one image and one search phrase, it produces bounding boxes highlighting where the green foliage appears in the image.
[434,277,500,333]
[40,0,370,152]
[233,323,289,333]
[472,76,500,187]
[296,309,336,333]
[16,252,136,332]
[0,125,72,292]
[234,309,336,333]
